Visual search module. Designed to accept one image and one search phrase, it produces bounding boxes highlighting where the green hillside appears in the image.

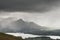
[0,32,23,40]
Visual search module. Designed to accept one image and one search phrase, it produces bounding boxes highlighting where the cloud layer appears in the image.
[0,0,60,12]
[0,0,60,35]
[0,11,60,30]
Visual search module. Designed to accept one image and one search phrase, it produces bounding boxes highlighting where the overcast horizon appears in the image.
[0,0,60,35]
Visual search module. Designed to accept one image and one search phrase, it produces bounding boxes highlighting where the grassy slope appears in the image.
[0,32,23,40]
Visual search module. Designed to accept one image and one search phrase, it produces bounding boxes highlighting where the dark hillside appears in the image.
[0,32,23,40]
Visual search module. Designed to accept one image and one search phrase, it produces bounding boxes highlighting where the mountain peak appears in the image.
[16,19,25,23]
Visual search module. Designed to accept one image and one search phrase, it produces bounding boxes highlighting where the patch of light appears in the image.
[6,33,60,39]
[48,36,60,39]
[6,33,40,39]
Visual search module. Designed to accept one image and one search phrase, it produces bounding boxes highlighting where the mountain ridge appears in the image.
[0,18,60,36]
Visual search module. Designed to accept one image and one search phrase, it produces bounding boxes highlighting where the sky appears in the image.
[0,0,60,32]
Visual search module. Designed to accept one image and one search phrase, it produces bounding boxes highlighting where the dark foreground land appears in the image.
[0,32,23,40]
[0,32,60,40]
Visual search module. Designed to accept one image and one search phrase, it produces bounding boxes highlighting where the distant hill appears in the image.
[0,19,47,33]
[0,32,23,40]
[0,18,60,36]
[12,19,47,33]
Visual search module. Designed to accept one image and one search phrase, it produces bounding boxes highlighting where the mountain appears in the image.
[0,18,47,33]
[10,19,47,33]
[0,18,60,36]
[7,19,60,36]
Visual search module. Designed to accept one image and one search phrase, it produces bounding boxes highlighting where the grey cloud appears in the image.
[0,0,60,12]
[0,0,60,36]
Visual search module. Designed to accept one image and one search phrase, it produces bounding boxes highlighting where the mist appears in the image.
[0,0,60,35]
